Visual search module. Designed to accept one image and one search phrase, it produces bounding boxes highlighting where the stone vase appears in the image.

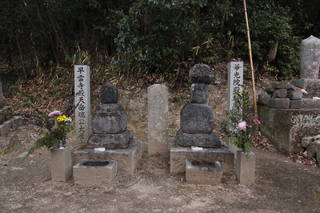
[50,146,73,182]
[235,150,256,185]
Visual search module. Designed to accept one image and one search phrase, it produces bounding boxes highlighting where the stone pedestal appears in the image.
[259,105,320,153]
[170,145,234,175]
[235,151,256,185]
[50,147,73,182]
[73,140,143,176]
[73,160,117,186]
[186,160,222,185]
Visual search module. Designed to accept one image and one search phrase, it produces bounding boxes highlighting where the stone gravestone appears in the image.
[227,61,243,151]
[74,65,91,144]
[88,83,132,149]
[292,36,320,98]
[148,84,169,155]
[300,35,320,79]
[227,61,244,111]
[175,64,220,148]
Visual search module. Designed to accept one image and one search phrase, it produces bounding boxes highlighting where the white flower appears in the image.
[237,121,247,131]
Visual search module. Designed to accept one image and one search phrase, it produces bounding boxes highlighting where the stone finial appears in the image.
[189,64,214,84]
[100,83,118,104]
[300,35,320,79]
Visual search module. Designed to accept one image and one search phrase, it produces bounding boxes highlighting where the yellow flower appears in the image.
[56,115,67,122]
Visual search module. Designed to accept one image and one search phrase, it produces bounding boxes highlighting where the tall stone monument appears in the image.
[74,65,91,144]
[148,84,169,155]
[292,35,320,98]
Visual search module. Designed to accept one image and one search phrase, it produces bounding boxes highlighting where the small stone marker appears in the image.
[300,35,320,79]
[227,61,244,111]
[148,84,169,155]
[74,65,91,144]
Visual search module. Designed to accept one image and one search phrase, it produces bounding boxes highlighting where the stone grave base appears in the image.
[73,160,117,186]
[259,105,320,153]
[170,145,234,182]
[185,160,222,185]
[73,140,143,176]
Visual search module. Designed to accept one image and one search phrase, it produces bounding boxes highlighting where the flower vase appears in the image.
[50,146,73,182]
[235,150,256,185]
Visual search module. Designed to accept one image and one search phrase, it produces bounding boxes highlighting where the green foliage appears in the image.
[221,90,260,153]
[27,112,71,156]
[0,0,318,80]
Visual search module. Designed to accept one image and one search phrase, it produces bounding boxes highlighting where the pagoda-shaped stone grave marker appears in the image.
[170,64,234,185]
[73,83,143,177]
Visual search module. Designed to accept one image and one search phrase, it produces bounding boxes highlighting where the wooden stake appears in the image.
[243,0,258,118]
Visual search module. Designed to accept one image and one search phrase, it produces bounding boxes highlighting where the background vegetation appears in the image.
[0,0,319,81]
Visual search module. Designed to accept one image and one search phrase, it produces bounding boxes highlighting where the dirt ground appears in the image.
[0,124,320,213]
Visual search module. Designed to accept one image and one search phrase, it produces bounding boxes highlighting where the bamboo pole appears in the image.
[243,0,258,118]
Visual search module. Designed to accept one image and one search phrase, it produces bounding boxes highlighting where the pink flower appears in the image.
[253,119,261,125]
[247,125,252,128]
[237,121,247,131]
[48,110,62,117]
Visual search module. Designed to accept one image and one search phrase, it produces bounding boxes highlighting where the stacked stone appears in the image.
[258,81,320,109]
[88,83,132,149]
[175,64,221,148]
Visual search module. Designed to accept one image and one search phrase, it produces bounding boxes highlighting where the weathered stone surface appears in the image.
[50,147,73,182]
[272,89,287,98]
[147,84,169,155]
[269,98,290,109]
[73,160,117,186]
[265,84,275,94]
[292,79,320,98]
[300,35,320,79]
[74,65,91,144]
[92,109,127,134]
[175,130,221,148]
[190,83,208,104]
[88,130,132,149]
[170,146,234,174]
[272,82,290,89]
[180,104,214,134]
[259,105,320,153]
[302,98,320,109]
[96,104,123,114]
[235,151,255,185]
[185,160,222,185]
[100,83,119,104]
[227,61,243,111]
[290,100,303,109]
[258,92,271,106]
[73,140,143,176]
[189,64,214,84]
[288,90,303,100]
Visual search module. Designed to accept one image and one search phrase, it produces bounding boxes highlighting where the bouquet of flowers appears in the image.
[28,110,72,155]
[222,90,261,153]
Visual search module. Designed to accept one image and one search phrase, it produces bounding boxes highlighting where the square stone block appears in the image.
[73,140,143,176]
[186,160,222,185]
[73,160,117,186]
[170,145,234,174]
[50,147,73,182]
[235,151,256,185]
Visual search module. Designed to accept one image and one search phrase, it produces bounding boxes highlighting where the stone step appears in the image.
[0,116,24,137]
[73,159,117,186]
[186,160,223,185]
